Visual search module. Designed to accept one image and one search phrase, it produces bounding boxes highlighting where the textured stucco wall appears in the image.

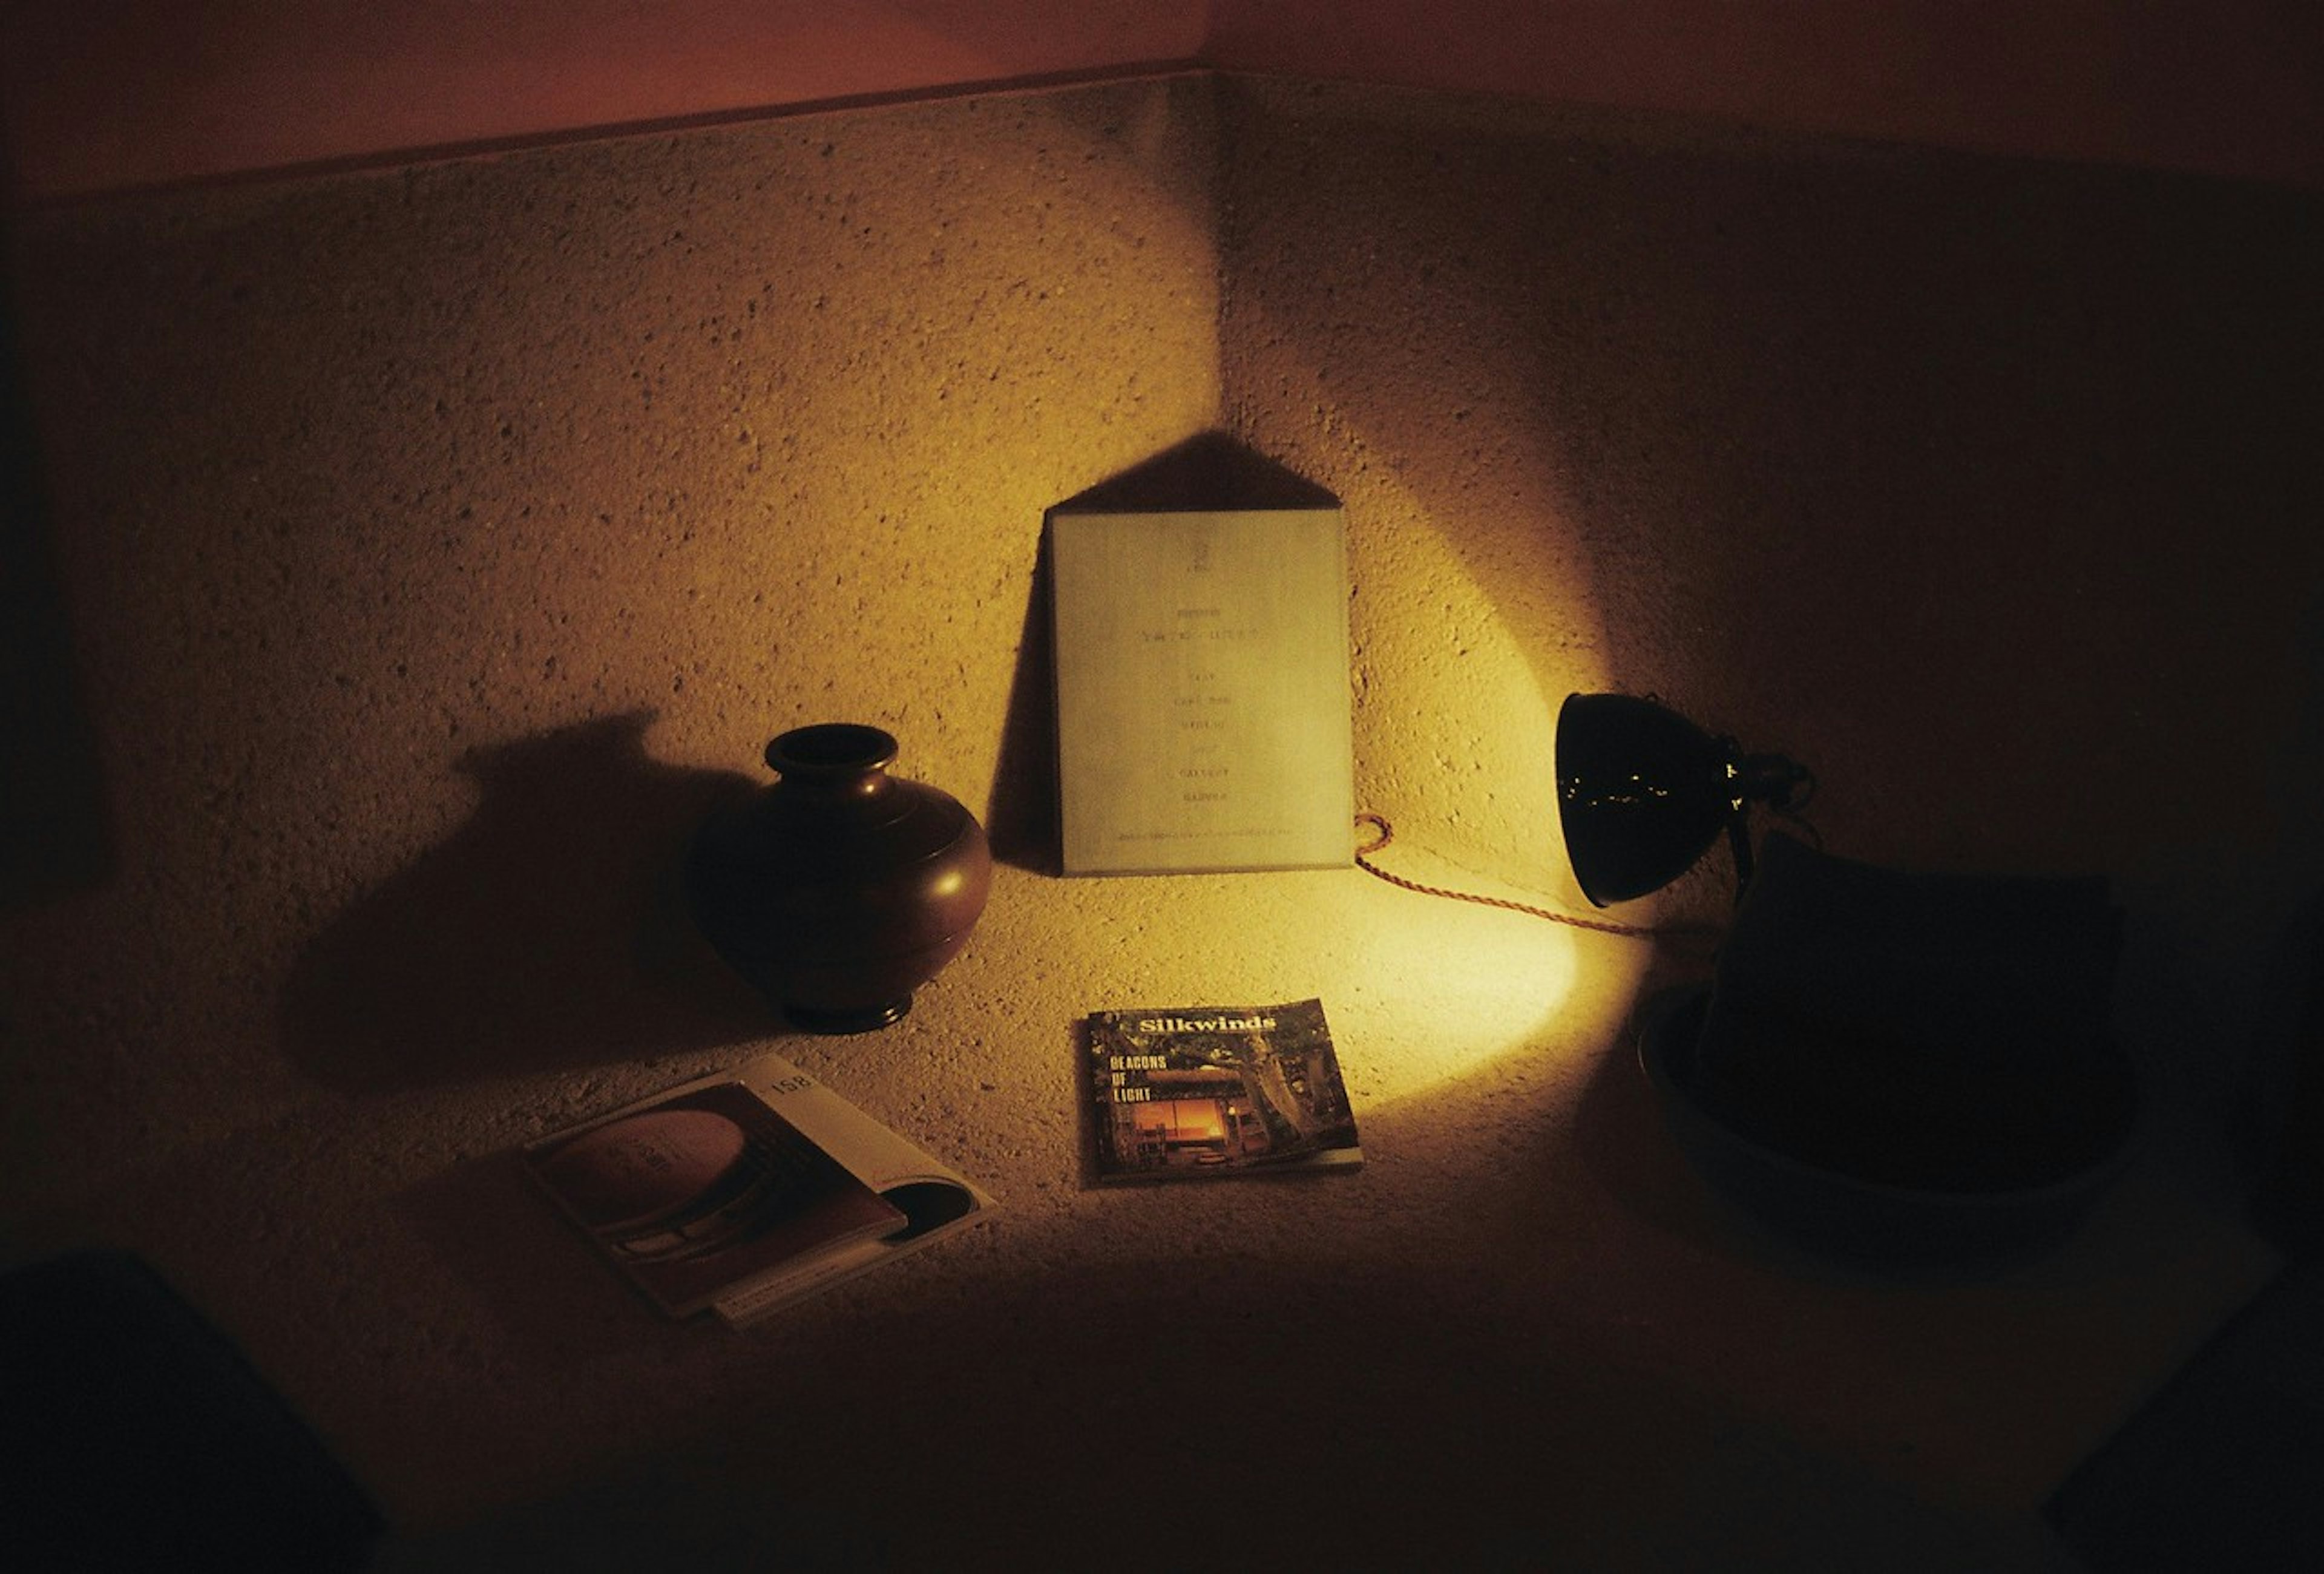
[6,73,1219,1182]
[2,71,2315,1562]
[1219,77,2324,997]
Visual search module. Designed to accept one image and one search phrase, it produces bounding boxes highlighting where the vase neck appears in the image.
[765,723,901,799]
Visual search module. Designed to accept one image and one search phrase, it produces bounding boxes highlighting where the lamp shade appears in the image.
[1555,692,1740,907]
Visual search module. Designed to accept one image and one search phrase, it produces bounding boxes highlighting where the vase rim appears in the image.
[766,722,899,777]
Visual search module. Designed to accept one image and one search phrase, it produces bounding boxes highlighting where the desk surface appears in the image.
[7,854,2279,1569]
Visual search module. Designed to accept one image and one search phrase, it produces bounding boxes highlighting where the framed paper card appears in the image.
[1049,507,1354,875]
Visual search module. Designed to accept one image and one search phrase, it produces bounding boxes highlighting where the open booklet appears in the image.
[522,1052,994,1328]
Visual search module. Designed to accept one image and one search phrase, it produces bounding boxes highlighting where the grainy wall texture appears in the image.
[1221,75,2322,885]
[1217,76,2324,1113]
[7,73,1223,1173]
[2,71,2317,1566]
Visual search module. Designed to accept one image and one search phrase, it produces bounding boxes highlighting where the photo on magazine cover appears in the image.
[1086,998,1361,1182]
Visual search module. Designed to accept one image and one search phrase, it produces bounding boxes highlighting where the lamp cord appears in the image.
[1352,812,1705,940]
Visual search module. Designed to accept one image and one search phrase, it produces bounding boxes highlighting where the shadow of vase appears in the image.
[284,711,778,1092]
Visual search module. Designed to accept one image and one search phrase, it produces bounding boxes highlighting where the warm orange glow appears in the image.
[1344,863,1583,1107]
[1135,1098,1226,1142]
[1202,271,1649,1103]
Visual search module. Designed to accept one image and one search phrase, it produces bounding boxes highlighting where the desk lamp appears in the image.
[1554,692,1813,905]
[1557,692,2138,1262]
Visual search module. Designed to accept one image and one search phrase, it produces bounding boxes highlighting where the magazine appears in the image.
[523,1052,994,1327]
[1085,998,1362,1181]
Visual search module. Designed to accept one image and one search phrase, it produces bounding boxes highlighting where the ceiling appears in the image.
[4,1,2317,201]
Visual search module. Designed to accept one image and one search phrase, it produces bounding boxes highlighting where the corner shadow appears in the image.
[983,530,1059,873]
[984,431,1340,872]
[1,211,114,911]
[1044,430,1338,514]
[284,712,777,1092]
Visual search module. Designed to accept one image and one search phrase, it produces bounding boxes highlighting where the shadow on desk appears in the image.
[385,1085,2090,1572]
[2046,1257,2324,1572]
[365,1420,2081,1574]
[363,1248,2086,1574]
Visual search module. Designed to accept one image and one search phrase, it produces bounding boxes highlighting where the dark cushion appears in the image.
[0,1250,382,1572]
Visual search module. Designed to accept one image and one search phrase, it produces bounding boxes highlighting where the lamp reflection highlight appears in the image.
[1555,692,1813,905]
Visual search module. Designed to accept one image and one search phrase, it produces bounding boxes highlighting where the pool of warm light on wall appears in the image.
[1307,493,1649,1108]
[1336,873,1585,1107]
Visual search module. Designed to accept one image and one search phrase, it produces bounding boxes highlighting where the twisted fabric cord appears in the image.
[1352,812,1686,940]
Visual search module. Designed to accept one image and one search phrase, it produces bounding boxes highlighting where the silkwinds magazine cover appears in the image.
[1086,999,1361,1182]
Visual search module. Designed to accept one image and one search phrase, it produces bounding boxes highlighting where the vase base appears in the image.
[783,996,911,1035]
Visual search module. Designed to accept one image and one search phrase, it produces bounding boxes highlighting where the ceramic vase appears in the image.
[684,723,991,1033]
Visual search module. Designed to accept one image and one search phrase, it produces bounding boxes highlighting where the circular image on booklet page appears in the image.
[536,1107,777,1262]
